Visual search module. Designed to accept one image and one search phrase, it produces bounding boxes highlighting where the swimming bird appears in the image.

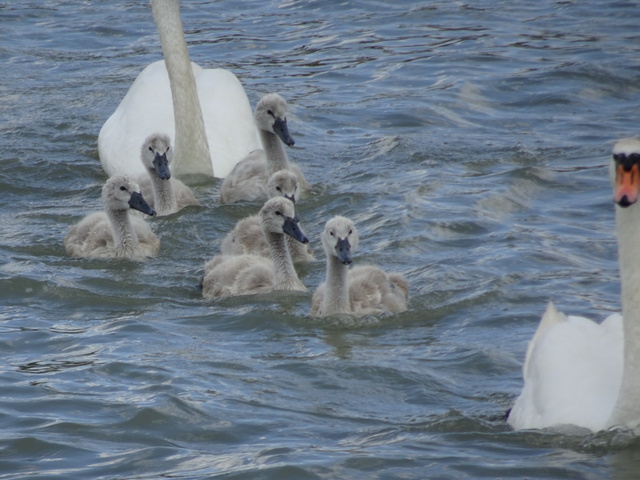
[202,197,309,298]
[64,175,160,260]
[266,169,299,205]
[137,133,200,216]
[310,216,409,317]
[508,138,640,432]
[98,0,259,180]
[219,93,309,203]
[219,170,314,262]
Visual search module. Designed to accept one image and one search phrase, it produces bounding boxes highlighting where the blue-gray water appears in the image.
[2,1,640,478]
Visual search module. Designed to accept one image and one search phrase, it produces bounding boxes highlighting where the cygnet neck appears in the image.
[148,171,178,215]
[260,129,291,176]
[107,208,139,258]
[265,231,302,290]
[322,254,351,315]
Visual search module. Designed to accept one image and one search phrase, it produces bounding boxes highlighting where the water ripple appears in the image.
[2,0,640,478]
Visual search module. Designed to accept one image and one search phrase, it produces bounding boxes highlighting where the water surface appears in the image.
[1,1,640,478]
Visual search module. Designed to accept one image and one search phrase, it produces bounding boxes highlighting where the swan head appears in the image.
[141,133,172,181]
[254,93,295,147]
[611,138,640,208]
[259,197,308,244]
[322,216,359,265]
[267,169,299,204]
[103,174,156,217]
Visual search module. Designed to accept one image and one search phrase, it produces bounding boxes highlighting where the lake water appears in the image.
[2,0,640,478]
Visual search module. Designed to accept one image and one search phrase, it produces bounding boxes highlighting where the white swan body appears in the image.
[508,138,640,432]
[202,197,309,298]
[64,174,160,260]
[137,133,200,216]
[99,0,259,180]
[310,216,409,317]
[219,170,314,262]
[219,93,309,203]
[507,303,623,431]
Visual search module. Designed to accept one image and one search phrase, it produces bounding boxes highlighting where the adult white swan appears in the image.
[508,138,640,432]
[98,0,259,181]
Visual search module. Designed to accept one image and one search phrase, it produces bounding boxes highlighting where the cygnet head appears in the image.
[322,216,359,265]
[267,169,299,204]
[103,174,156,217]
[611,138,640,208]
[254,93,295,147]
[141,133,172,180]
[259,197,308,244]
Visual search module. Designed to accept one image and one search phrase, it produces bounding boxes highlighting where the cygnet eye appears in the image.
[148,146,154,152]
[275,210,282,216]
[276,186,282,191]
[348,229,353,235]
[120,186,127,191]
[267,109,274,117]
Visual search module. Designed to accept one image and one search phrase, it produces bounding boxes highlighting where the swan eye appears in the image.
[267,109,274,117]
[275,210,282,216]
[348,229,353,235]
[329,231,335,237]
[276,186,281,191]
[120,186,127,191]
[148,146,153,152]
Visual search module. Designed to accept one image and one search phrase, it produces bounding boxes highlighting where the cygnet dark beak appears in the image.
[273,117,295,147]
[153,152,171,180]
[129,191,156,217]
[335,237,352,265]
[282,215,308,244]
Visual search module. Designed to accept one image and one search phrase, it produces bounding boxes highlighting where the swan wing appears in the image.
[310,282,327,317]
[202,254,273,298]
[508,305,623,432]
[64,212,114,258]
[172,178,201,209]
[219,151,269,203]
[347,265,408,315]
[220,216,269,257]
[287,235,315,263]
[196,68,260,178]
[130,217,160,257]
[99,61,175,178]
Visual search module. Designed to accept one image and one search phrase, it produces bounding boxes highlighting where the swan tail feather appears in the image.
[523,301,567,376]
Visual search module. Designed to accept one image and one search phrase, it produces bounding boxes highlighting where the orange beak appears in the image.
[615,163,640,207]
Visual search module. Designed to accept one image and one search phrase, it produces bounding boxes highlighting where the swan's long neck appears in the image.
[608,202,640,429]
[322,256,351,315]
[151,0,212,178]
[107,209,139,258]
[266,232,303,290]
[148,173,178,215]
[260,129,291,176]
